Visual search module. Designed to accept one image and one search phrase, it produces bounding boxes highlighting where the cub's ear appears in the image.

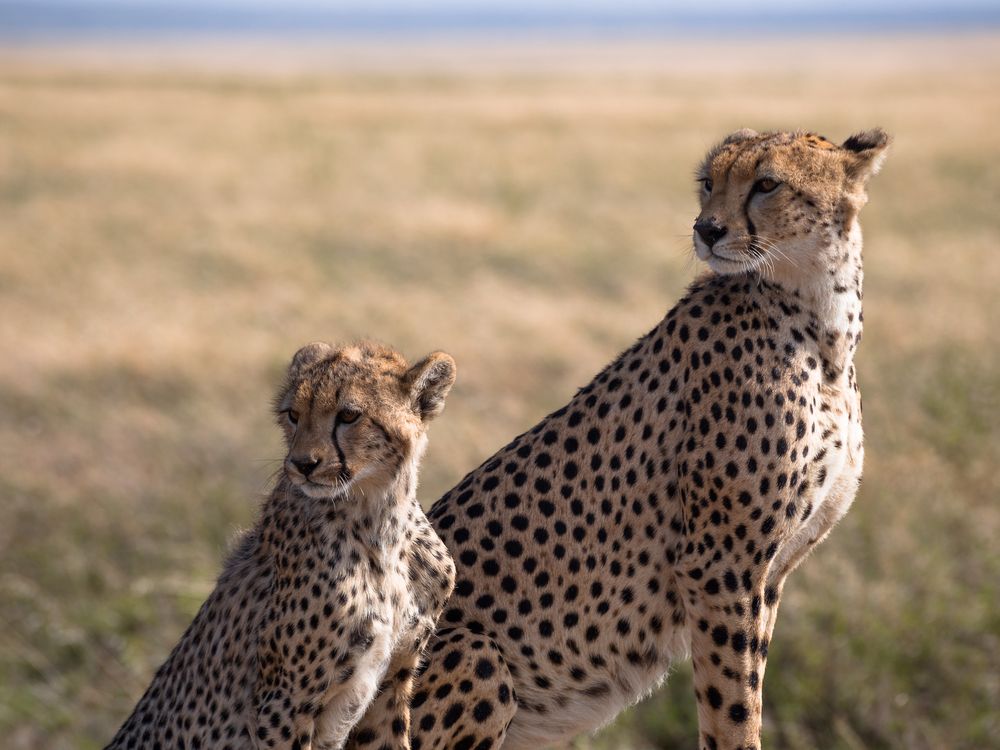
[722,127,759,145]
[406,351,456,422]
[289,341,333,376]
[842,128,891,183]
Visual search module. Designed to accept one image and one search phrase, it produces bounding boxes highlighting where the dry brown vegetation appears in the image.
[0,34,998,750]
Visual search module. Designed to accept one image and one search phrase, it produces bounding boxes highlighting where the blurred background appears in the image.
[1,1,998,748]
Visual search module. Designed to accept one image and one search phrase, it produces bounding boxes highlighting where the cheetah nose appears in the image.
[292,457,321,478]
[694,219,727,248]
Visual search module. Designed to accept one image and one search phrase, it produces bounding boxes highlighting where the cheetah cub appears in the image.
[107,341,457,750]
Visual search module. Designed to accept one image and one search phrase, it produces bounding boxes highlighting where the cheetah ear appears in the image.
[842,128,891,183]
[289,341,333,376]
[405,352,456,422]
[722,128,759,145]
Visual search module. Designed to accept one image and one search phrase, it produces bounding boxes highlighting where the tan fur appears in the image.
[356,129,888,750]
[107,341,457,750]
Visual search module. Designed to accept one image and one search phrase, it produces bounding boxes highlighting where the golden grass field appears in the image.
[1,33,998,750]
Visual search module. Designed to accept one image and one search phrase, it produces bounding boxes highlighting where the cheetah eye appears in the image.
[284,409,299,426]
[699,178,713,194]
[754,178,780,194]
[338,408,361,425]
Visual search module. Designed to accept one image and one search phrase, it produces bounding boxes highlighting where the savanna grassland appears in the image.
[0,34,998,750]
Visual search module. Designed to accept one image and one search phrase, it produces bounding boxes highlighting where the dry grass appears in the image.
[0,33,998,750]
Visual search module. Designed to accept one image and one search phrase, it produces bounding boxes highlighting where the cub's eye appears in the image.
[284,410,299,426]
[338,409,361,425]
[755,178,780,194]
[699,178,713,194]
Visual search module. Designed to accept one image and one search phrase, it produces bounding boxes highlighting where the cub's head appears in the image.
[274,340,456,500]
[693,128,890,282]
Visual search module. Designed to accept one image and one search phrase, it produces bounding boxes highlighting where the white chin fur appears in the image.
[695,238,759,276]
[694,238,746,275]
[295,478,351,500]
[705,255,747,275]
[693,236,713,261]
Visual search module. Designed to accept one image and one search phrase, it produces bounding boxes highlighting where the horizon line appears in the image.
[3,3,1000,41]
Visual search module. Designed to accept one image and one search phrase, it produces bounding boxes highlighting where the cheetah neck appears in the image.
[341,450,424,551]
[781,222,864,384]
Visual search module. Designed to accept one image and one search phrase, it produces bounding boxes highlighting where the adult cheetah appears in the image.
[107,341,457,750]
[350,128,889,750]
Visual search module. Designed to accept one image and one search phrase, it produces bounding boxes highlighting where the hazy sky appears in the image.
[35,0,1000,8]
[6,0,996,37]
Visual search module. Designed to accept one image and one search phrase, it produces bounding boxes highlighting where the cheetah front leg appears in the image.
[253,668,317,750]
[686,574,785,750]
[345,641,426,750]
[681,509,790,750]
[312,631,398,750]
[253,622,333,750]
[254,620,390,750]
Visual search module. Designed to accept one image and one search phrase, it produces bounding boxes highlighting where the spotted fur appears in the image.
[357,129,888,750]
[107,341,457,750]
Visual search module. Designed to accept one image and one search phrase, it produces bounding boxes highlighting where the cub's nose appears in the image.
[291,457,321,478]
[694,219,727,249]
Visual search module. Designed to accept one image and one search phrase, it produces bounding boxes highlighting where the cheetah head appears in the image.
[274,340,456,500]
[693,128,890,282]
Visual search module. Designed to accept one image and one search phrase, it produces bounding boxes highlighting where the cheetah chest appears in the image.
[344,549,425,668]
[310,547,425,748]
[774,383,863,576]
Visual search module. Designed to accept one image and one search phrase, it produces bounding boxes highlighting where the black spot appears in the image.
[723,570,738,592]
[711,625,728,647]
[442,703,465,729]
[707,686,723,709]
[355,729,377,745]
[731,630,747,654]
[473,700,493,722]
[504,540,524,557]
[443,650,462,671]
[475,658,495,680]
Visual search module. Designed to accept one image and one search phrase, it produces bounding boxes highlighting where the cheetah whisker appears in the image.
[753,234,799,268]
